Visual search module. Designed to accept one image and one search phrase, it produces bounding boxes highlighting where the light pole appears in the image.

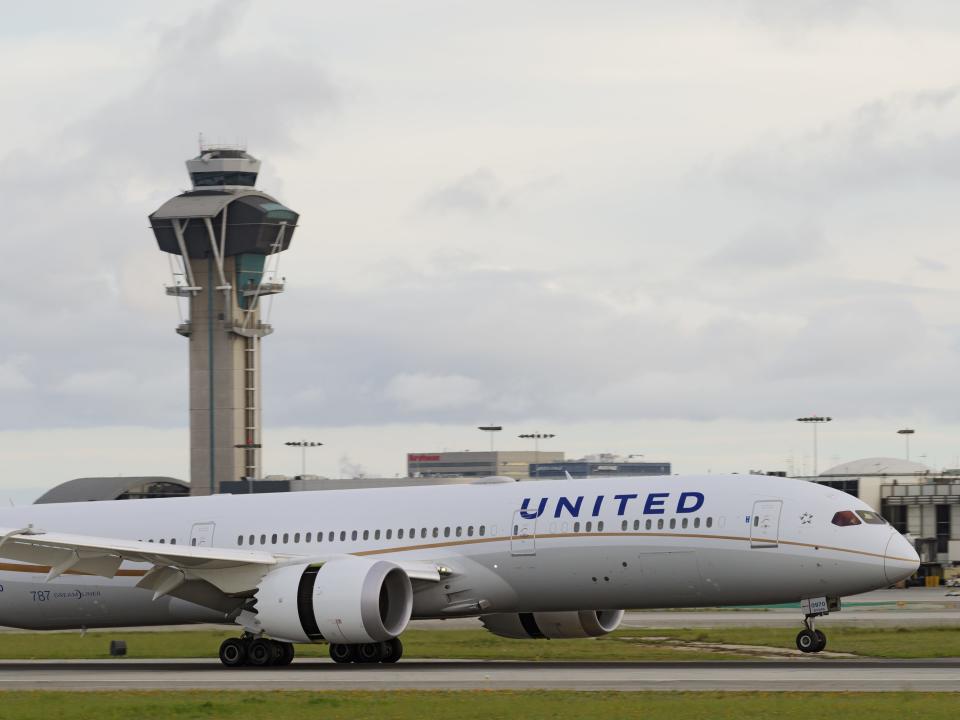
[284,441,323,477]
[796,417,831,476]
[478,425,502,452]
[897,428,915,461]
[519,433,556,478]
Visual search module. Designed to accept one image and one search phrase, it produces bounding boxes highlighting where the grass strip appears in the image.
[0,625,957,660]
[0,691,958,719]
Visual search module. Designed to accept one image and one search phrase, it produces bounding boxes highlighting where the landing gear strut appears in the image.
[329,638,404,664]
[218,635,295,667]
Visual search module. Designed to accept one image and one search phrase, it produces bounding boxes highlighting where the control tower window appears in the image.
[191,171,257,187]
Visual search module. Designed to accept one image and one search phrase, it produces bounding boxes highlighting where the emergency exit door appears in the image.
[510,510,537,556]
[190,522,216,548]
[750,500,782,548]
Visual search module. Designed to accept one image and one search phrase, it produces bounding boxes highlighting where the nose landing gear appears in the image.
[796,619,827,653]
[796,596,838,654]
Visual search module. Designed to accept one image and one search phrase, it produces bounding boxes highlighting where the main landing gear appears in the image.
[219,635,295,667]
[329,638,404,664]
[217,635,404,667]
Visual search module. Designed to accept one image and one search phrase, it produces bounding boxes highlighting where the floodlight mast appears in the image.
[149,145,300,495]
[796,416,832,476]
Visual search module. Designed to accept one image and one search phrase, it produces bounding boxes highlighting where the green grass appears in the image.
[0,629,747,661]
[625,626,960,658]
[0,625,958,660]
[0,691,957,719]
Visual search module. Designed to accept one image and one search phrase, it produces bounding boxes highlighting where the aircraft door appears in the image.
[750,500,782,548]
[190,522,216,548]
[510,510,536,556]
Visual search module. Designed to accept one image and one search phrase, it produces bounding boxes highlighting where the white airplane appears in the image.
[0,474,918,665]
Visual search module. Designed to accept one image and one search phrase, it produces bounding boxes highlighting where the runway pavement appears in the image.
[1,658,958,692]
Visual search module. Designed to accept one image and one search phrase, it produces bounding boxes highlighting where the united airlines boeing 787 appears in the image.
[0,475,918,665]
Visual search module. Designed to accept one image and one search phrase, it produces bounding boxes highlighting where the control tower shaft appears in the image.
[149,145,299,495]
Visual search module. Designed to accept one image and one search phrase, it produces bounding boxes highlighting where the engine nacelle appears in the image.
[480,610,624,639]
[254,557,413,644]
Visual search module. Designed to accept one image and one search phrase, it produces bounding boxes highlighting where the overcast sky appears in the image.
[2,1,960,500]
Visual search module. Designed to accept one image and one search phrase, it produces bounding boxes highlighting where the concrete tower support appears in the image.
[149,145,299,495]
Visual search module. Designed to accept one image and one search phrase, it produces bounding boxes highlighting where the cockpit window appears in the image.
[831,510,862,527]
[856,510,887,525]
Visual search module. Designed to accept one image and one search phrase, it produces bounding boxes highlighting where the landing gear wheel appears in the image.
[356,642,384,663]
[276,642,295,666]
[219,638,247,667]
[380,637,403,664]
[796,629,818,653]
[247,638,275,666]
[813,630,827,653]
[329,643,355,664]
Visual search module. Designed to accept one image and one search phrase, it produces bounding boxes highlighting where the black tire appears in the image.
[277,642,295,666]
[796,629,816,653]
[219,638,247,667]
[329,643,355,664]
[380,637,403,664]
[247,638,274,667]
[813,630,827,653]
[355,642,383,664]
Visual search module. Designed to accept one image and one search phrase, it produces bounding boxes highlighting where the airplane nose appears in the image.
[884,532,920,585]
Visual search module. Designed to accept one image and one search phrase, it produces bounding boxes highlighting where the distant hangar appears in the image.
[34,477,190,504]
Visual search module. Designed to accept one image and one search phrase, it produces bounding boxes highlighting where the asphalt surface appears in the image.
[2,658,959,691]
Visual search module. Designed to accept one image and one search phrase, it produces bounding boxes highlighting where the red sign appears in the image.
[408,454,440,462]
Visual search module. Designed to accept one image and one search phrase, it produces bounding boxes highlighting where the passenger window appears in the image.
[856,510,886,525]
[363,530,369,540]
[598,521,604,532]
[398,529,405,539]
[622,520,628,531]
[270,534,277,544]
[574,522,581,532]
[706,517,713,528]
[693,518,700,529]
[681,518,688,529]
[351,530,358,541]
[159,539,165,544]
[832,511,862,527]
[294,533,300,543]
[753,516,759,527]
[283,533,289,543]
[237,535,243,546]
[585,521,593,532]
[339,531,346,541]
[260,534,266,545]
[444,527,450,538]
[633,519,640,531]
[479,525,486,536]
[456,527,462,537]
[513,524,518,535]
[171,539,176,545]
[421,528,427,538]
[645,519,652,530]
[467,526,474,537]
[305,532,312,543]
[657,518,664,530]
[410,528,415,538]
[432,528,439,538]
[248,534,254,545]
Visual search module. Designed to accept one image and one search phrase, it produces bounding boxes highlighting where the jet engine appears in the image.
[253,557,413,644]
[480,610,624,639]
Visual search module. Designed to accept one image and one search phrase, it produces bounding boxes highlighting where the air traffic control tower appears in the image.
[149,145,299,495]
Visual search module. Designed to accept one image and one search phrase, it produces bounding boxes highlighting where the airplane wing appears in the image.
[0,526,440,599]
